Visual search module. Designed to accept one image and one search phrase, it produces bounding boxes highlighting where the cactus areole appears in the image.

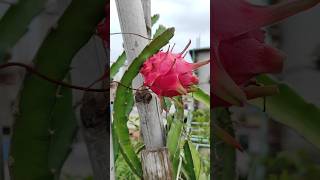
[140,41,209,97]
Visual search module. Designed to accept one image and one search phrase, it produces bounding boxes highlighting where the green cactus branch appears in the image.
[110,51,126,80]
[151,14,159,26]
[47,78,77,178]
[113,28,174,177]
[9,0,106,179]
[251,75,320,149]
[193,87,210,108]
[0,0,48,63]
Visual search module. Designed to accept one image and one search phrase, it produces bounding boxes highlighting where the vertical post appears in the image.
[141,0,152,37]
[80,92,109,180]
[80,34,110,180]
[115,0,173,179]
[135,89,166,148]
[115,0,148,87]
[80,2,110,179]
[135,89,172,179]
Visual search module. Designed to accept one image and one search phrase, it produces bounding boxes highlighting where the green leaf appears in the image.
[153,25,167,39]
[151,14,160,26]
[163,97,172,111]
[0,0,48,63]
[166,96,184,179]
[192,87,210,108]
[110,51,126,79]
[167,120,183,178]
[174,96,184,122]
[184,141,201,180]
[113,28,175,177]
[183,142,196,180]
[250,75,320,149]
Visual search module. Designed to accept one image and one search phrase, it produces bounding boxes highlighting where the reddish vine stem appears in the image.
[0,62,143,92]
[110,32,153,40]
[0,62,108,92]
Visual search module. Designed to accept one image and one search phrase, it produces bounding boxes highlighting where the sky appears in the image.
[110,0,210,64]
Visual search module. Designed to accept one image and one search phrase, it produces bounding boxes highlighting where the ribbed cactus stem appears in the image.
[9,0,105,179]
[0,0,48,63]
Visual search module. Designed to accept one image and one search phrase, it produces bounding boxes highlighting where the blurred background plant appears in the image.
[212,0,320,180]
[0,0,108,179]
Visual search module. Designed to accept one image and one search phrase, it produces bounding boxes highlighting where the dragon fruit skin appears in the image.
[140,51,209,97]
[97,2,109,48]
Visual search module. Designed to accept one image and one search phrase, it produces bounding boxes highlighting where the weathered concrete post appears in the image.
[116,0,173,179]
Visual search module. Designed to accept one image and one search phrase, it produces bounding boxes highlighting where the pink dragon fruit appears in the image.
[212,0,320,107]
[140,42,209,97]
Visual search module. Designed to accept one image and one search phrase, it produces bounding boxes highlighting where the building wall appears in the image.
[190,49,210,94]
